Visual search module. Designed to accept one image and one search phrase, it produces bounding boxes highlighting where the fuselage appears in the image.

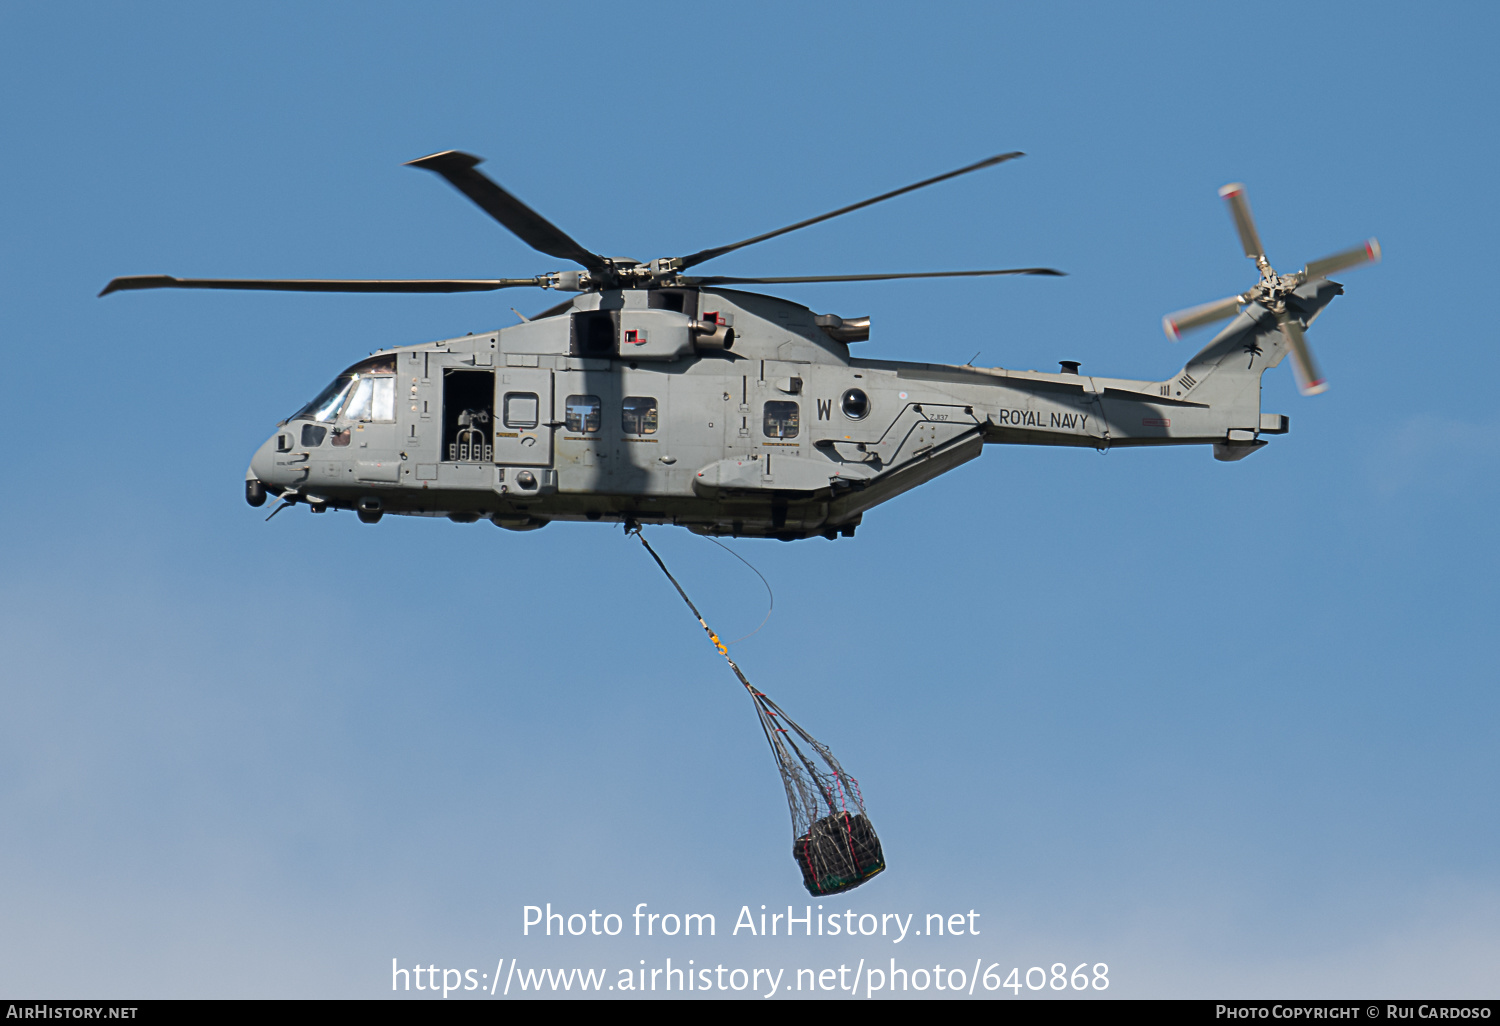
[248,285,1295,539]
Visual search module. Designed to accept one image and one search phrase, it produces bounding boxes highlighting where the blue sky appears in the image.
[2,1,1496,999]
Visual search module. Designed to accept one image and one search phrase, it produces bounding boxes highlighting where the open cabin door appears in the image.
[494,368,554,467]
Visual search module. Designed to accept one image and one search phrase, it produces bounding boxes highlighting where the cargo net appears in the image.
[631,527,885,896]
[749,687,885,895]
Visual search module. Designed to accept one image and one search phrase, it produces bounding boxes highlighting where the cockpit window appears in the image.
[342,376,395,422]
[293,356,397,423]
[297,375,354,423]
[342,377,376,421]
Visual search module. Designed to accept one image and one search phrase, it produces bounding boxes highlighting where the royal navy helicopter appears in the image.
[101,152,1378,540]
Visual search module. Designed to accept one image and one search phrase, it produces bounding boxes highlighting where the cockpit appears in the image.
[291,356,397,425]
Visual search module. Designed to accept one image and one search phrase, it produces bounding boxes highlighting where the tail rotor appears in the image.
[1161,183,1379,396]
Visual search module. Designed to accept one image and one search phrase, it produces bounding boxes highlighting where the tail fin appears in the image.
[1169,277,1344,406]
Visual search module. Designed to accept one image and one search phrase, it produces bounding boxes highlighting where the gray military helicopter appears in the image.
[101,152,1378,540]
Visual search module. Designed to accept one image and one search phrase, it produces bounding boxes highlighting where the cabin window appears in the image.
[622,396,658,435]
[565,394,601,433]
[763,400,800,439]
[504,392,540,429]
[300,424,326,447]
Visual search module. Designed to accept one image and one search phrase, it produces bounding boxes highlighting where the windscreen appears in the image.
[291,356,397,423]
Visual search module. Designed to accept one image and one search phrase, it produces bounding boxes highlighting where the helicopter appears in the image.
[101,151,1378,540]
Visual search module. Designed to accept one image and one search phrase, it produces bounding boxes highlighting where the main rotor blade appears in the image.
[1276,310,1327,396]
[682,267,1064,286]
[405,151,612,277]
[98,275,540,297]
[673,152,1027,271]
[1219,182,1266,262]
[1162,294,1244,341]
[1303,238,1381,280]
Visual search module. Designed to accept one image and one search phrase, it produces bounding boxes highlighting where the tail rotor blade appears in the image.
[1162,294,1244,341]
[1303,238,1381,280]
[1277,310,1327,395]
[1219,182,1266,262]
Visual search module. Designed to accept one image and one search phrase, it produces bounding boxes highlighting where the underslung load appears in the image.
[632,528,885,895]
[754,688,886,895]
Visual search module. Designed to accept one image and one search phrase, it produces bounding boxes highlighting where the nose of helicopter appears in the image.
[246,430,290,506]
